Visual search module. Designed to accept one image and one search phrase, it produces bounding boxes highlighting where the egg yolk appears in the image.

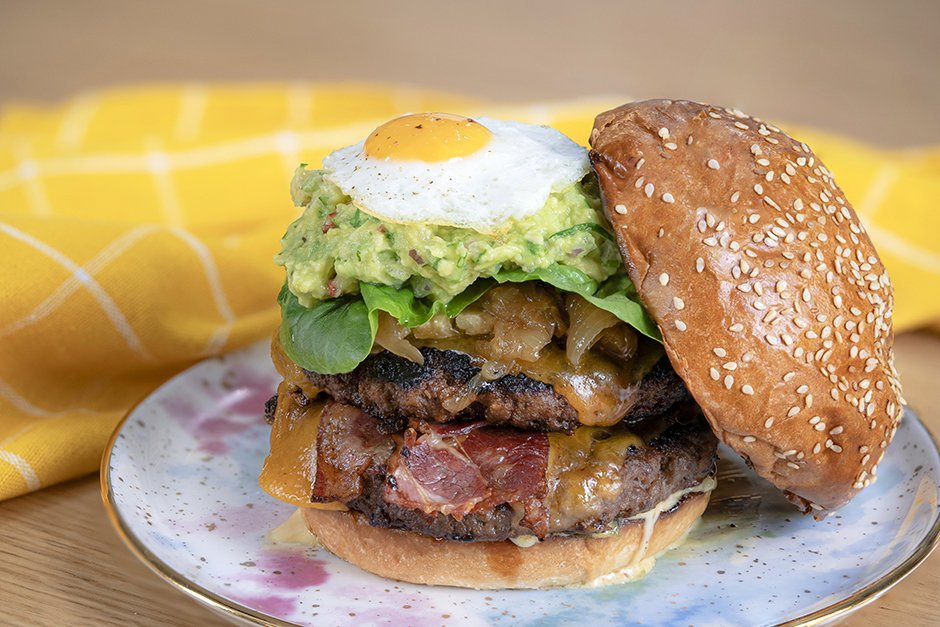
[363,113,492,162]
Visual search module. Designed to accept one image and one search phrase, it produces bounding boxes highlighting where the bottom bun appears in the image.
[301,490,711,589]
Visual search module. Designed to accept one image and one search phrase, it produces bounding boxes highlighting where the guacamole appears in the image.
[277,166,623,305]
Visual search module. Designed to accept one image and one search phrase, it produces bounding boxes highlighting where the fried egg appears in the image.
[322,113,590,232]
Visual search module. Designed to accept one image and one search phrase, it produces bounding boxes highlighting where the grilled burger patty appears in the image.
[304,400,717,542]
[305,347,691,433]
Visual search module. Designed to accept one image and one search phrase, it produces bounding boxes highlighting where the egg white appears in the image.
[321,117,590,232]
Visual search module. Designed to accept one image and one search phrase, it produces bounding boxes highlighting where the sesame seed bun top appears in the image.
[589,100,905,516]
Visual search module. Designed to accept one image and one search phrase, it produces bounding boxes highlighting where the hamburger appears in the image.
[259,102,903,589]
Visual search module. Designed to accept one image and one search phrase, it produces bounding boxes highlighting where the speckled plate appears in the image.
[101,340,940,626]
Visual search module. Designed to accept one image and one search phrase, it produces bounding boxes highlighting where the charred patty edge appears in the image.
[305,346,691,434]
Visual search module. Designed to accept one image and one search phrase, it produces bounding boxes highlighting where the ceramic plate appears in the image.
[102,341,940,626]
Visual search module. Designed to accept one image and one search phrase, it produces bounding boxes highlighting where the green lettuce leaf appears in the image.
[278,265,660,375]
[278,284,375,375]
[359,280,493,328]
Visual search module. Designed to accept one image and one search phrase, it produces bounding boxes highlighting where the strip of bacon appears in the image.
[385,421,550,535]
[311,401,394,502]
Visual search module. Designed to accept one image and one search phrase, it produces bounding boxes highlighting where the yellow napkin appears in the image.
[1,84,938,501]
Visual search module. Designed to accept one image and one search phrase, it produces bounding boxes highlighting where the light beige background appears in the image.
[2,1,939,145]
[1,1,938,625]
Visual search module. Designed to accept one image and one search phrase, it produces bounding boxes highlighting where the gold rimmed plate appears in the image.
[102,340,940,626]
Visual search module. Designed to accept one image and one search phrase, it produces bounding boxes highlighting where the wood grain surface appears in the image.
[1,1,938,625]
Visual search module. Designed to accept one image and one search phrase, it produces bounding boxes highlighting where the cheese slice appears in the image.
[258,383,346,511]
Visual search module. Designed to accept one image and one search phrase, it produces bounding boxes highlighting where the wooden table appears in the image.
[1,1,938,625]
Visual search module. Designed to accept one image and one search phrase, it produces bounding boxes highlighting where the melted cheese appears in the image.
[419,337,663,427]
[258,386,347,511]
[269,509,321,545]
[545,426,646,530]
[270,332,321,399]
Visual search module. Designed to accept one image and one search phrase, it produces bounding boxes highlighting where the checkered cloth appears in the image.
[0,84,937,500]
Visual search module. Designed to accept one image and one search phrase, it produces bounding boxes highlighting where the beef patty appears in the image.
[305,347,691,433]
[310,401,717,542]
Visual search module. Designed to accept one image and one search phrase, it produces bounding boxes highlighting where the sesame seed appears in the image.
[754,183,764,194]
[707,159,720,170]
[696,257,705,273]
[658,127,669,139]
[729,323,744,333]
[662,192,675,204]
[814,423,826,431]
[787,462,800,470]
[723,361,738,371]
[614,204,627,215]
[644,183,654,198]
[734,121,749,130]
[724,375,734,390]
[673,296,685,309]
[731,191,741,203]
[664,142,678,150]
[776,280,788,293]
[829,426,844,435]
[764,418,774,429]
[813,443,822,454]
[659,273,670,286]
[787,406,800,417]
[742,384,755,395]
[710,367,720,381]
[743,435,756,443]
[635,158,645,169]
[713,347,727,357]
[831,444,843,453]
[674,319,687,331]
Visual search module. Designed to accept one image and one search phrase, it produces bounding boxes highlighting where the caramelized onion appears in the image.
[374,312,424,364]
[565,295,620,367]
[454,310,494,336]
[413,313,458,340]
[479,360,509,381]
[482,284,561,362]
[440,372,485,413]
[596,324,638,362]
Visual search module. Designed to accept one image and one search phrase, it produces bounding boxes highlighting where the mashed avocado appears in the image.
[277,167,622,305]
